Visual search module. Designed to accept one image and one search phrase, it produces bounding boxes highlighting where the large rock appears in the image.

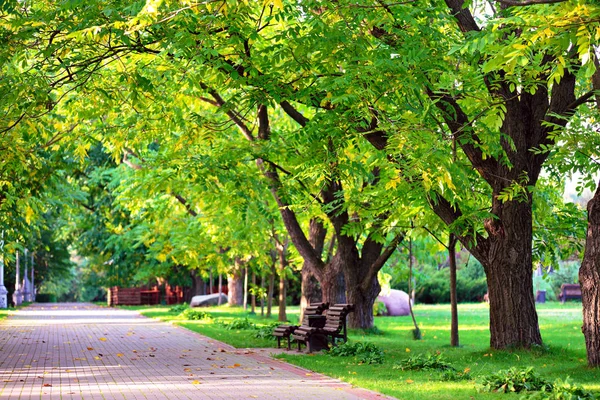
[190,293,228,307]
[377,289,411,316]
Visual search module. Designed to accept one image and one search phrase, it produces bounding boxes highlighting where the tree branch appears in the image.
[444,0,481,33]
[280,100,308,127]
[494,0,566,6]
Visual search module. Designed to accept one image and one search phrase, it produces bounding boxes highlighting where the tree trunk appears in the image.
[301,267,322,317]
[580,182,600,367]
[227,259,244,306]
[260,272,265,317]
[267,261,275,318]
[218,274,223,305]
[300,219,327,321]
[321,257,346,306]
[449,233,459,347]
[251,271,256,314]
[278,245,288,322]
[484,200,542,349]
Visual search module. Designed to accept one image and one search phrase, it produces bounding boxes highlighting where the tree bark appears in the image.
[484,200,542,348]
[449,234,459,347]
[580,182,600,367]
[227,259,244,306]
[267,259,275,318]
[277,241,289,322]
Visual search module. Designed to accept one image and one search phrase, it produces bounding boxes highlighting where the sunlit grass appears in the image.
[129,302,598,400]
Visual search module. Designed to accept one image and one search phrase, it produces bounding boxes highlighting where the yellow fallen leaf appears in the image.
[305,373,312,376]
[406,379,414,384]
[464,367,471,373]
[73,358,86,361]
[191,380,201,385]
[94,356,101,360]
[87,347,94,351]
[405,348,411,353]
[117,353,124,357]
[99,337,107,342]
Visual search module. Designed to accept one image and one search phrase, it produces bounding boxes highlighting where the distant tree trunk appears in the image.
[228,259,244,306]
[251,270,256,314]
[260,272,265,317]
[449,233,459,347]
[267,258,275,318]
[218,274,223,305]
[277,240,289,322]
[580,182,600,367]
[243,265,248,311]
[189,270,205,302]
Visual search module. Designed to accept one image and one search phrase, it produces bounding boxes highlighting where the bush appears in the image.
[221,317,255,330]
[170,303,188,313]
[36,293,57,303]
[393,352,455,371]
[179,308,212,320]
[328,341,385,364]
[527,378,596,400]
[254,322,280,339]
[373,301,388,316]
[477,367,552,393]
[415,269,488,304]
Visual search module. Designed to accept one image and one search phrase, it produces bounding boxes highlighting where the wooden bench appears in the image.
[273,302,329,350]
[559,283,581,303]
[292,304,355,353]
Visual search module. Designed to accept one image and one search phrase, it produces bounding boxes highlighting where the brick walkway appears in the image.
[0,303,392,399]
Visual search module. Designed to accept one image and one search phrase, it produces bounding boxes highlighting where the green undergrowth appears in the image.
[125,302,599,400]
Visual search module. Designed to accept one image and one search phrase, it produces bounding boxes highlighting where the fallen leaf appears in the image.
[191,380,201,385]
[117,353,124,357]
[405,348,411,353]
[87,347,94,351]
[464,367,471,373]
[73,358,86,361]
[99,337,107,342]
[184,368,192,372]
[43,383,52,387]
[406,379,414,384]
[305,373,312,376]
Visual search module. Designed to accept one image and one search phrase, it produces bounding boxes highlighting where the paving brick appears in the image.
[0,304,393,399]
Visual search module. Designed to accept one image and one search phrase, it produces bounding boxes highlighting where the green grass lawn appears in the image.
[129,302,598,400]
[0,308,9,320]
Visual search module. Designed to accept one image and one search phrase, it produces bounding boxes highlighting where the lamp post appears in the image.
[0,232,7,308]
[12,249,22,306]
[23,249,30,302]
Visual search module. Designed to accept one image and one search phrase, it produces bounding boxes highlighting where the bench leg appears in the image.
[286,336,291,351]
[277,337,281,349]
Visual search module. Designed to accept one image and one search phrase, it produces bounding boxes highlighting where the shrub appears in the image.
[36,293,57,303]
[394,352,454,371]
[170,303,188,313]
[440,369,472,382]
[223,317,255,330]
[179,308,212,320]
[415,270,488,304]
[254,322,280,339]
[527,378,596,400]
[477,367,552,393]
[373,301,388,316]
[328,341,385,364]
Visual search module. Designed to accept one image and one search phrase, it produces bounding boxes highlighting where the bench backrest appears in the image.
[300,302,329,325]
[323,304,355,333]
[560,284,581,294]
